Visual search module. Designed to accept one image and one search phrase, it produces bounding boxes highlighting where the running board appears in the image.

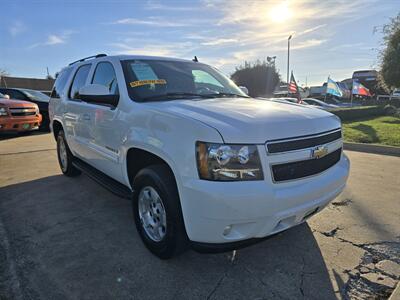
[72,158,133,199]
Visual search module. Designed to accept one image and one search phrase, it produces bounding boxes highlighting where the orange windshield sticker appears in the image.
[129,79,167,88]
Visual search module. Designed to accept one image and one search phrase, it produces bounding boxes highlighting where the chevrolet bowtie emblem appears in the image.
[311,145,329,159]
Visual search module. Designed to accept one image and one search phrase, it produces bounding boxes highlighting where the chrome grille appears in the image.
[266,128,342,154]
[9,107,36,117]
[266,129,343,182]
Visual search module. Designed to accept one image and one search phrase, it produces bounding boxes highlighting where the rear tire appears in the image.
[56,130,81,177]
[132,165,188,259]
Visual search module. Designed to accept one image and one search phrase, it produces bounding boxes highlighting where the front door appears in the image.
[83,61,124,182]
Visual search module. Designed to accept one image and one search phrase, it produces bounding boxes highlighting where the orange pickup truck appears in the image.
[0,94,42,133]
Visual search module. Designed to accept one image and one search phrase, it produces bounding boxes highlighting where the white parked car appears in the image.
[392,88,400,98]
[302,98,339,110]
[49,54,350,259]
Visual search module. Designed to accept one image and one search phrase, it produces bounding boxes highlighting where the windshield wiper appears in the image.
[203,92,250,98]
[141,92,210,102]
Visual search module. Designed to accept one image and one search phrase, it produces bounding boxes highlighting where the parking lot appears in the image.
[1,133,399,300]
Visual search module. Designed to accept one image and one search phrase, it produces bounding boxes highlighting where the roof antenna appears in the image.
[193,56,198,62]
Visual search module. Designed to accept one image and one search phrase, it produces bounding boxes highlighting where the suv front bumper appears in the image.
[179,152,349,244]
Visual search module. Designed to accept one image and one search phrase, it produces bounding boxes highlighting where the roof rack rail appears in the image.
[69,54,107,66]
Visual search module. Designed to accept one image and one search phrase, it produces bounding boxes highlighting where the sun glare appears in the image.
[269,2,292,23]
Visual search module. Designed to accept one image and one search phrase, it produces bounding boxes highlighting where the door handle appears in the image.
[82,114,91,121]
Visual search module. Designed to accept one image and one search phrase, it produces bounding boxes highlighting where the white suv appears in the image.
[49,54,350,259]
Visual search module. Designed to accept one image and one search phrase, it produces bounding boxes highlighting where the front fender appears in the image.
[120,108,223,189]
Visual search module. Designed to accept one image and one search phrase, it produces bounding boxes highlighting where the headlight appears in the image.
[196,142,264,181]
[0,107,8,117]
[36,107,40,115]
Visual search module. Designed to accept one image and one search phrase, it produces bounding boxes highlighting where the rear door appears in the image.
[63,64,93,159]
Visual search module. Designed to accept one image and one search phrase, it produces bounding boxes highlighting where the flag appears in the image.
[288,72,301,103]
[352,80,371,96]
[326,77,343,97]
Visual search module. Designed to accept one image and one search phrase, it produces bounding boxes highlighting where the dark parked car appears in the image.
[0,88,50,130]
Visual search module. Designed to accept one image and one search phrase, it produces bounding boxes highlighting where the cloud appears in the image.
[107,0,381,80]
[210,0,379,26]
[109,40,196,58]
[297,24,327,36]
[112,17,186,27]
[9,21,26,37]
[201,38,238,46]
[28,31,74,49]
[144,1,198,11]
[273,39,328,51]
[46,35,65,45]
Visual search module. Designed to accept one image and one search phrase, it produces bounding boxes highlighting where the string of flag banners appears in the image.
[288,72,371,102]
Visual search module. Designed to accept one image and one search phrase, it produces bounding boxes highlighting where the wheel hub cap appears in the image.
[59,138,68,171]
[138,186,167,242]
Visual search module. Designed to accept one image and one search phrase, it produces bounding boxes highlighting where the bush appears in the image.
[376,97,400,108]
[231,60,280,97]
[330,106,385,121]
[384,104,397,115]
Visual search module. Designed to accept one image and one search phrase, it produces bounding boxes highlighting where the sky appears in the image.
[1,0,399,86]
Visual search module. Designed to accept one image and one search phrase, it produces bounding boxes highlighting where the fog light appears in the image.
[223,225,232,236]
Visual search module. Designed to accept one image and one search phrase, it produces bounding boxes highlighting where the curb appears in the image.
[389,282,400,300]
[344,142,400,157]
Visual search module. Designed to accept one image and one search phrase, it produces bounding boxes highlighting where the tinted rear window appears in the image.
[51,68,73,99]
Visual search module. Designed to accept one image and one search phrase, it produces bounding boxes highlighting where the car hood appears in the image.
[0,98,38,108]
[150,98,341,144]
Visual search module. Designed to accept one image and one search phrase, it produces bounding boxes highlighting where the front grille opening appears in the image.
[272,148,341,182]
[11,112,36,117]
[267,130,341,153]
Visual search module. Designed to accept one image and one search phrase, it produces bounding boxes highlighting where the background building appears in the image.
[0,76,55,95]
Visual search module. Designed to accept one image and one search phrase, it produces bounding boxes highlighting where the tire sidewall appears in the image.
[57,132,68,173]
[56,130,80,176]
[132,168,181,258]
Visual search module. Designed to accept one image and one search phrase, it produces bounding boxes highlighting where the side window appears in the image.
[51,68,72,99]
[192,70,224,88]
[3,89,27,100]
[91,62,119,95]
[69,64,91,100]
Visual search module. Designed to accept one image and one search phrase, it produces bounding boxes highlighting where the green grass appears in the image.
[342,116,400,147]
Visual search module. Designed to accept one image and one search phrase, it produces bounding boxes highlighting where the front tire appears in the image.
[56,130,81,177]
[132,165,187,259]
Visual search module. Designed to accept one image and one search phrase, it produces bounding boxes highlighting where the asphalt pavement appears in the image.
[0,132,399,300]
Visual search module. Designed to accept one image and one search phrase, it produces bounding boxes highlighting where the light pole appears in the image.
[287,34,292,91]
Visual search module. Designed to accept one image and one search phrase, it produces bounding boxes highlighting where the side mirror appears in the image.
[79,84,119,107]
[239,86,249,95]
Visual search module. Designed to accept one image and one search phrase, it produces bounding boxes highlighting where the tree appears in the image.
[231,60,280,97]
[379,13,400,90]
[0,68,9,77]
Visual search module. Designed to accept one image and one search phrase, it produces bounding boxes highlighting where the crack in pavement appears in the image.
[299,256,306,298]
[321,226,342,237]
[315,228,400,299]
[0,148,56,156]
[242,264,288,300]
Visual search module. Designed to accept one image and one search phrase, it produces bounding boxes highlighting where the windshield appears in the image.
[21,89,50,102]
[121,59,248,102]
